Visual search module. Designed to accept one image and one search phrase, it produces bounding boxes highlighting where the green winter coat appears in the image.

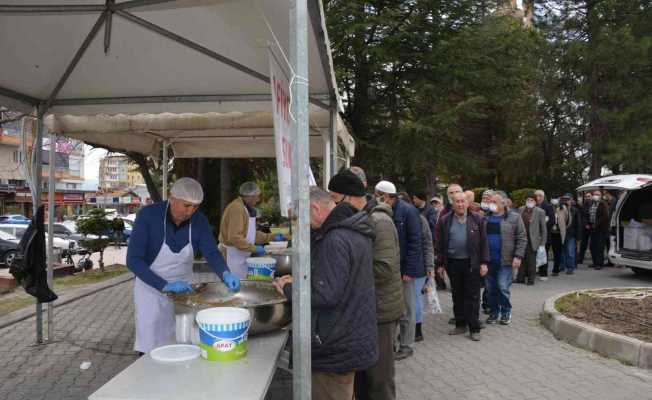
[365,201,404,323]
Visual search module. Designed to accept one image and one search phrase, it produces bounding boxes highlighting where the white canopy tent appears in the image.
[1,1,351,397]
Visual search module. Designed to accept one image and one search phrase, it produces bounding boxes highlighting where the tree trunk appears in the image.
[128,152,161,203]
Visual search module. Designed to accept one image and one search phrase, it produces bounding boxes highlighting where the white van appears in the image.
[577,174,652,275]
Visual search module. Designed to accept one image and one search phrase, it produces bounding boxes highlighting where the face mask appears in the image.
[480,202,490,211]
[488,203,498,213]
[551,199,559,206]
[526,201,536,209]
[376,196,385,204]
[592,195,601,202]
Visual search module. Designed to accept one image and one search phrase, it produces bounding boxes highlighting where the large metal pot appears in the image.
[172,280,291,343]
[267,251,292,276]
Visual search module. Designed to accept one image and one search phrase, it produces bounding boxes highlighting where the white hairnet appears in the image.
[170,177,204,204]
[239,181,261,196]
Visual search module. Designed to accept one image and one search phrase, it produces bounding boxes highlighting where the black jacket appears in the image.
[435,211,490,269]
[565,205,583,241]
[284,203,378,373]
[10,205,57,303]
[539,200,555,239]
[418,202,438,241]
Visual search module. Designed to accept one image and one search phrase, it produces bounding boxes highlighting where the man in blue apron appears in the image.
[218,181,287,278]
[127,177,239,354]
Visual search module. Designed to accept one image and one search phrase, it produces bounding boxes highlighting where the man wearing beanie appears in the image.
[328,171,403,400]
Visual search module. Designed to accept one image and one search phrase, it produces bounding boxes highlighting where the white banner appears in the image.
[269,49,316,217]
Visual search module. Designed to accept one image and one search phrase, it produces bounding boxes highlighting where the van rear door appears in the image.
[577,175,652,192]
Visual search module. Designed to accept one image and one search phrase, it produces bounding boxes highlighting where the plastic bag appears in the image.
[536,245,547,267]
[421,278,442,314]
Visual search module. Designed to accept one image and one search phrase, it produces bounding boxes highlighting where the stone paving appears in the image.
[0,264,651,399]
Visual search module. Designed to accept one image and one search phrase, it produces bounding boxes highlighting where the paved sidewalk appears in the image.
[0,265,651,399]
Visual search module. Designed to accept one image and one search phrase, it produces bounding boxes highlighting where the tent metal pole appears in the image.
[0,86,40,106]
[47,133,56,341]
[322,130,331,187]
[329,107,338,176]
[162,141,168,200]
[290,0,311,399]
[0,4,104,13]
[33,106,44,344]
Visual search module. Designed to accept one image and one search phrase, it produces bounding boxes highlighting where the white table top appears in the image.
[89,330,289,400]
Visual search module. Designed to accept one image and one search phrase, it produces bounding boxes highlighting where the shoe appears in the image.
[448,326,467,335]
[539,277,548,281]
[448,317,456,325]
[515,279,525,284]
[478,321,486,330]
[500,313,512,325]
[470,331,481,341]
[551,272,559,277]
[566,270,574,275]
[594,265,603,270]
[482,307,491,315]
[394,346,413,361]
[526,281,535,286]
[486,314,499,324]
[415,323,423,342]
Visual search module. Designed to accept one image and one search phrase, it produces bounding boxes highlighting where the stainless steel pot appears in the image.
[268,252,292,276]
[172,280,291,343]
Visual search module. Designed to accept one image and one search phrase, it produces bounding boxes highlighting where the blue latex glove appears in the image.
[222,271,240,292]
[273,233,286,241]
[162,281,193,294]
[254,245,266,255]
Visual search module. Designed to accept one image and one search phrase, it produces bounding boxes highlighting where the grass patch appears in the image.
[53,264,128,289]
[0,264,129,317]
[555,292,592,314]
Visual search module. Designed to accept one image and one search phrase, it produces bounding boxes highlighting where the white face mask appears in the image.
[551,199,559,206]
[488,203,498,213]
[526,201,536,209]
[480,202,490,211]
[592,195,601,202]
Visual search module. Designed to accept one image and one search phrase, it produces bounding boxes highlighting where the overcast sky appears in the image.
[83,145,107,181]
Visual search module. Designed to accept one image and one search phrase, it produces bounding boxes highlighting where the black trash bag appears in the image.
[9,205,58,302]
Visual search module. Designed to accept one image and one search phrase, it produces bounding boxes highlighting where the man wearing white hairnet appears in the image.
[219,181,288,278]
[127,177,239,354]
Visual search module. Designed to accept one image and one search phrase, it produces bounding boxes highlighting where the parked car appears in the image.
[0,230,19,267]
[0,224,79,250]
[50,223,85,242]
[578,174,652,275]
[0,214,31,225]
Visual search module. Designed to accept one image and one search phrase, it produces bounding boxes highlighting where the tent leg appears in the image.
[322,131,331,188]
[329,107,338,176]
[33,107,44,344]
[47,133,56,341]
[162,141,168,200]
[290,0,311,399]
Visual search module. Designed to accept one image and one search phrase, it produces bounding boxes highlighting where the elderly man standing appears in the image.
[327,170,403,400]
[375,180,423,360]
[484,191,527,325]
[517,193,547,285]
[435,192,489,341]
[439,184,464,218]
[219,181,286,278]
[535,189,555,279]
[273,187,377,400]
[127,178,240,354]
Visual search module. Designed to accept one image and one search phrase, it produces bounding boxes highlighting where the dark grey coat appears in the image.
[488,211,528,266]
[283,203,378,373]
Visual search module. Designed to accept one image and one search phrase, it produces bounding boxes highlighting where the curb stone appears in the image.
[0,272,134,330]
[541,287,652,370]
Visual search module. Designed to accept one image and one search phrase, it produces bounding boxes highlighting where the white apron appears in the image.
[133,207,194,353]
[226,215,256,279]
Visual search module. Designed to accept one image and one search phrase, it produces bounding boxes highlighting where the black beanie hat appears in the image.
[328,170,366,197]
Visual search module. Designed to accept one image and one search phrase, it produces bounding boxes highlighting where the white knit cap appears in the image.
[170,177,204,204]
[375,180,397,195]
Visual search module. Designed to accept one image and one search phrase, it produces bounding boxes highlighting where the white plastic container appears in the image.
[196,307,250,361]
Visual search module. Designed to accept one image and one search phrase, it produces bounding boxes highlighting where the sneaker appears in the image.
[486,314,499,324]
[415,323,423,342]
[394,346,413,361]
[566,270,575,275]
[448,326,467,335]
[539,277,548,281]
[448,317,456,325]
[470,331,481,341]
[500,313,512,325]
[526,280,535,286]
[551,272,559,277]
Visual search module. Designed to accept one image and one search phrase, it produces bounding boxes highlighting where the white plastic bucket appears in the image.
[196,307,250,361]
[246,257,276,281]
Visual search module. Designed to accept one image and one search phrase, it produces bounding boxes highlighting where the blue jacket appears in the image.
[418,202,438,240]
[392,199,424,277]
[127,201,229,291]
